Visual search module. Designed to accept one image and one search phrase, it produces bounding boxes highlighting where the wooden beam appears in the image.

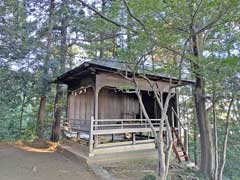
[96,139,155,148]
[94,86,100,148]
[93,127,166,135]
[96,72,172,92]
[172,110,175,128]
[132,133,136,145]
[176,89,181,136]
[93,143,156,155]
[89,116,94,156]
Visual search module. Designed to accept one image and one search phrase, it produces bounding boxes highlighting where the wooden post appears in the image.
[89,115,94,156]
[171,110,175,128]
[179,120,182,139]
[184,128,189,155]
[132,133,136,145]
[140,104,143,119]
[77,132,80,140]
[94,87,100,148]
[175,91,181,137]
[176,88,180,122]
[154,99,157,119]
[111,134,114,142]
[139,92,143,136]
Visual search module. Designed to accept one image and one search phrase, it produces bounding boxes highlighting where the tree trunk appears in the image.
[133,77,174,180]
[192,33,213,177]
[99,33,104,58]
[212,90,219,180]
[51,84,64,142]
[154,88,174,180]
[156,148,166,180]
[218,95,235,180]
[19,93,26,132]
[112,35,117,57]
[194,79,213,177]
[37,0,55,138]
[99,0,106,58]
[135,87,166,179]
[37,96,46,138]
[193,106,198,166]
[51,0,67,142]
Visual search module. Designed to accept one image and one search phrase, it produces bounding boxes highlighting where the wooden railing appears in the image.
[62,118,164,133]
[92,118,163,135]
[61,116,189,156]
[88,117,165,154]
[61,118,90,133]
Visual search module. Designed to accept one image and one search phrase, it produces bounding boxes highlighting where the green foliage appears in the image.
[118,85,135,92]
[0,0,240,179]
[18,121,37,141]
[142,174,156,180]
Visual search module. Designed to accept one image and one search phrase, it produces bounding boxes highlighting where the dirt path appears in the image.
[0,144,97,180]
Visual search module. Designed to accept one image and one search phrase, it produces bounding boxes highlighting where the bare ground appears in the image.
[102,158,158,180]
[0,142,97,180]
[102,158,198,180]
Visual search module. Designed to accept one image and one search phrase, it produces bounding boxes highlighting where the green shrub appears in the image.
[19,121,37,141]
[142,174,156,180]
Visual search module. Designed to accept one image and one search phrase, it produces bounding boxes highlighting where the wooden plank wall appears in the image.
[67,88,94,121]
[98,88,139,119]
[123,93,139,119]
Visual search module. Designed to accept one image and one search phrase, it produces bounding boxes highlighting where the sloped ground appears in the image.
[0,140,200,180]
[102,158,199,180]
[57,139,200,180]
[0,142,97,180]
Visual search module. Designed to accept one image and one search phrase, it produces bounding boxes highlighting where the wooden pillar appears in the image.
[77,132,80,140]
[139,92,143,136]
[176,89,181,136]
[89,115,94,156]
[140,102,143,119]
[148,132,151,139]
[176,88,180,123]
[94,87,100,148]
[132,133,136,145]
[171,110,175,128]
[154,98,157,119]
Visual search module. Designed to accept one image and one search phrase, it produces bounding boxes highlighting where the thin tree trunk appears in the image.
[51,0,67,142]
[192,32,213,177]
[99,0,106,58]
[218,95,235,180]
[139,76,175,179]
[142,76,175,179]
[112,35,117,57]
[154,87,174,180]
[193,105,198,166]
[134,84,165,180]
[164,115,173,177]
[99,33,104,58]
[20,93,26,132]
[212,89,219,180]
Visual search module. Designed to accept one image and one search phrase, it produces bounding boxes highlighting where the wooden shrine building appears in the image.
[56,61,194,159]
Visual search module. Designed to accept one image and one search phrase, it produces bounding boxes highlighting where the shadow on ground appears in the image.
[0,142,97,180]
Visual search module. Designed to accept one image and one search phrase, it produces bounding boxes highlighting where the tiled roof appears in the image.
[57,59,194,84]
